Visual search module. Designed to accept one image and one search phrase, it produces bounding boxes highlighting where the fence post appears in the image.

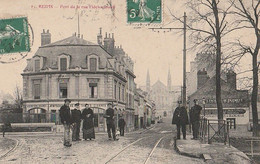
[251,140,254,157]
[224,120,226,145]
[227,121,230,147]
[203,118,206,143]
[208,120,210,144]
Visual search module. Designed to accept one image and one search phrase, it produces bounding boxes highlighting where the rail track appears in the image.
[105,134,171,164]
[0,138,20,160]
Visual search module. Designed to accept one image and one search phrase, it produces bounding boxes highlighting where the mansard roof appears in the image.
[24,35,113,71]
[41,35,96,47]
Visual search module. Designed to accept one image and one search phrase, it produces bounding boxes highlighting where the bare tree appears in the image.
[13,85,23,113]
[169,0,237,127]
[230,0,260,136]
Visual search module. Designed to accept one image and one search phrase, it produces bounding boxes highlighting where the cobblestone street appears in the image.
[0,118,205,164]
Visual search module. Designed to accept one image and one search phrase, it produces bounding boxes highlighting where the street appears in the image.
[0,117,204,164]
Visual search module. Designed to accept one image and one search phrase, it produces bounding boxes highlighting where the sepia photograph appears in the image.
[0,0,259,163]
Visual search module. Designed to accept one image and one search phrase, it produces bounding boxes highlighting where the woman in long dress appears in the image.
[82,104,95,140]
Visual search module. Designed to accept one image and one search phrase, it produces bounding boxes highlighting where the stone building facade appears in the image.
[22,28,135,131]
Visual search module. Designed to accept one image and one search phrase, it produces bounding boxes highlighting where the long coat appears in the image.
[81,108,95,139]
[118,118,126,128]
[190,104,202,123]
[172,106,189,125]
[59,104,72,125]
[71,109,81,123]
[105,108,115,125]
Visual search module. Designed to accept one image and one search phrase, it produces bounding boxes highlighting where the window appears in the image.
[227,118,236,129]
[119,85,121,101]
[35,59,40,72]
[114,81,117,99]
[59,83,68,98]
[90,58,97,71]
[33,83,41,99]
[122,86,125,102]
[60,58,67,71]
[33,80,41,99]
[89,83,97,98]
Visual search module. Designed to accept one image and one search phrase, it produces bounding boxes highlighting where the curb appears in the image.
[173,138,206,160]
[3,126,155,136]
[0,137,19,160]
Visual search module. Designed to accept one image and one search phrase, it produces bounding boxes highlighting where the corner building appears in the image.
[22,29,135,131]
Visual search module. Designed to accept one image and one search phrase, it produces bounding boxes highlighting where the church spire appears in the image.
[146,69,150,92]
[167,68,171,91]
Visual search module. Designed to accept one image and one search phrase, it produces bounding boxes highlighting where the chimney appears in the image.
[97,27,102,46]
[197,68,209,89]
[226,70,237,90]
[103,31,115,55]
[41,29,51,46]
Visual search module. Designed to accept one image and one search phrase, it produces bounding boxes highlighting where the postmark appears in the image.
[0,17,32,63]
[127,0,162,23]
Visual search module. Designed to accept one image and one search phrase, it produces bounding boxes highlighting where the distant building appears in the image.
[145,69,181,117]
[22,28,136,131]
[189,70,249,131]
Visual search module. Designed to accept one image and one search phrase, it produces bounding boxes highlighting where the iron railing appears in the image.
[199,116,230,145]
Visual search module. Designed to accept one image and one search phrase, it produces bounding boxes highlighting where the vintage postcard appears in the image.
[0,0,259,163]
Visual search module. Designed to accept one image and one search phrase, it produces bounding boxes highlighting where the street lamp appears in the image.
[202,97,206,117]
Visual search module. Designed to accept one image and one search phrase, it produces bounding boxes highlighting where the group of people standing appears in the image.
[172,99,202,140]
[59,99,126,147]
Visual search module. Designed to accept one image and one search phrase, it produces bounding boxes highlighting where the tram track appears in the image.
[0,137,20,160]
[105,133,172,164]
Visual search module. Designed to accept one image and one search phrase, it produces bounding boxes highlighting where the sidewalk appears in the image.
[3,124,155,137]
[174,135,252,164]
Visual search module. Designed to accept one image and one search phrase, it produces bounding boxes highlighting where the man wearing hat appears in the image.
[71,103,82,141]
[59,99,73,147]
[190,99,202,139]
[105,103,118,141]
[172,101,189,139]
[118,115,126,136]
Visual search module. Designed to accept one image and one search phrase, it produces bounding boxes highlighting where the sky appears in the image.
[0,0,255,96]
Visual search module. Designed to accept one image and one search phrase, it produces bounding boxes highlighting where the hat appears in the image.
[107,103,112,105]
[64,99,71,103]
[75,103,80,106]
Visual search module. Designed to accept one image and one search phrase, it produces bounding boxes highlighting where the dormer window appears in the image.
[60,58,67,71]
[58,54,70,71]
[35,59,40,72]
[90,58,97,71]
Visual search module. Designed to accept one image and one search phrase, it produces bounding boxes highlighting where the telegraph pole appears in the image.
[149,12,187,107]
[183,12,187,107]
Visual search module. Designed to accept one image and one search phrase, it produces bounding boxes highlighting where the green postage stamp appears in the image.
[127,0,162,23]
[0,17,30,54]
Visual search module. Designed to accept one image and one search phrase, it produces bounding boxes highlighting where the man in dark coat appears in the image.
[190,99,202,139]
[59,99,72,147]
[105,103,118,141]
[118,115,126,136]
[172,101,189,139]
[71,103,82,141]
